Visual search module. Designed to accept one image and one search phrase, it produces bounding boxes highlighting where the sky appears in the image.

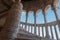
[20,0,60,39]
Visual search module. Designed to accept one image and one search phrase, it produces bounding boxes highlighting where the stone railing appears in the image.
[20,20,60,40]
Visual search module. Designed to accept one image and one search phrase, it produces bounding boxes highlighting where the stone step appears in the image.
[17,29,41,40]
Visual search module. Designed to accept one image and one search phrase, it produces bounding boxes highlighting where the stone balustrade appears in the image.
[20,20,60,40]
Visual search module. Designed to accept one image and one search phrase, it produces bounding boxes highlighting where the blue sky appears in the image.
[20,0,60,39]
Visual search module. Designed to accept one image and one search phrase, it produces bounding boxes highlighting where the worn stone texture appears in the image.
[0,0,23,40]
[22,0,58,12]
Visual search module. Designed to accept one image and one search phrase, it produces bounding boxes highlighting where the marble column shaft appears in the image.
[34,13,36,35]
[42,11,50,38]
[25,12,28,31]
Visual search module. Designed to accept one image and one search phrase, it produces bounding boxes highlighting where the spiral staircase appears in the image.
[0,0,60,40]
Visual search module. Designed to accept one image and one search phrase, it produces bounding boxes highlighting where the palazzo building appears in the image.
[0,0,60,40]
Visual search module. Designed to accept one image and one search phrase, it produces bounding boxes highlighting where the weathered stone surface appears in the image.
[0,0,23,40]
[22,0,58,12]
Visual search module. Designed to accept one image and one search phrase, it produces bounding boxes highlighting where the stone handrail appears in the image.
[20,20,59,27]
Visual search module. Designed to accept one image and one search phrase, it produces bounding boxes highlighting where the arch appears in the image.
[44,5,51,13]
[21,11,26,22]
[28,11,34,24]
[46,7,56,23]
[36,11,44,24]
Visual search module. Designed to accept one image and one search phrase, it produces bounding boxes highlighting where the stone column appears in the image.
[28,26,30,32]
[54,25,59,40]
[31,26,33,33]
[42,27,44,38]
[25,12,28,31]
[0,0,23,40]
[54,9,60,31]
[38,27,40,36]
[58,21,60,31]
[42,11,50,39]
[22,24,23,29]
[50,26,54,40]
[51,0,60,31]
[34,13,36,35]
